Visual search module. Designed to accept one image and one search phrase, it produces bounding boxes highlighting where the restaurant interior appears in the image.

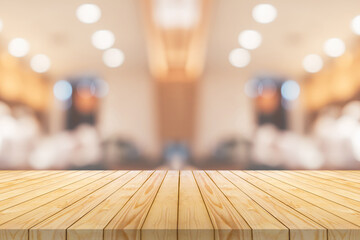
[0,0,360,171]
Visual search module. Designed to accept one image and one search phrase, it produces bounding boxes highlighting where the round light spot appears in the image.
[31,54,51,73]
[351,15,360,35]
[102,48,125,68]
[302,54,323,73]
[0,19,3,32]
[53,80,73,101]
[252,4,277,24]
[323,38,345,57]
[229,48,251,68]
[91,30,115,50]
[238,30,262,50]
[8,38,30,57]
[281,80,300,101]
[76,4,101,24]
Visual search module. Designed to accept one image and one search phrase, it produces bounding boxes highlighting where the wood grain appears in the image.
[206,171,288,240]
[104,171,167,240]
[30,171,133,240]
[235,171,360,240]
[67,171,152,240]
[219,171,326,240]
[142,171,179,240]
[0,170,359,240]
[193,171,252,240]
[178,171,213,240]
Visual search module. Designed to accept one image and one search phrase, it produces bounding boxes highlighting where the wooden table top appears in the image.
[0,170,359,240]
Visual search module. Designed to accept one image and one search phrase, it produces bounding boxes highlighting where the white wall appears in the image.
[98,71,159,158]
[194,68,256,158]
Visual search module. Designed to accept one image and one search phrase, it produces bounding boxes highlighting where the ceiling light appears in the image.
[8,38,30,57]
[91,30,115,50]
[76,4,101,24]
[281,80,300,101]
[302,54,323,73]
[323,38,345,57]
[53,80,73,101]
[31,54,51,73]
[229,48,251,68]
[351,15,360,35]
[238,30,262,50]
[154,0,199,29]
[252,4,277,24]
[102,48,125,68]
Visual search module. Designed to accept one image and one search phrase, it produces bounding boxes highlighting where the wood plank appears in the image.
[232,171,360,240]
[316,171,360,184]
[304,171,360,188]
[30,171,135,240]
[292,171,360,196]
[104,171,167,240]
[206,171,288,240]
[217,171,326,240]
[142,171,179,240]
[178,171,213,240]
[67,171,153,240]
[193,171,252,240]
[0,171,92,211]
[257,171,360,214]
[0,171,57,185]
[0,171,107,226]
[0,171,68,195]
[0,171,85,202]
[328,171,360,180]
[0,170,359,240]
[248,171,360,230]
[275,171,360,205]
[0,171,33,181]
[0,171,121,240]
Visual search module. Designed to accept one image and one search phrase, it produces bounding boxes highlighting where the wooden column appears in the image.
[141,0,212,146]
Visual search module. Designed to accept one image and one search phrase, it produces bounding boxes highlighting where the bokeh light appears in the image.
[76,4,101,24]
[154,0,199,29]
[351,15,360,35]
[281,80,300,101]
[323,38,345,57]
[229,48,251,68]
[91,30,115,50]
[102,48,125,68]
[252,4,277,24]
[8,38,30,57]
[238,30,262,50]
[302,54,323,73]
[0,19,3,32]
[31,54,51,73]
[53,80,73,101]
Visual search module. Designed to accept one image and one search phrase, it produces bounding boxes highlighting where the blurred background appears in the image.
[0,0,360,170]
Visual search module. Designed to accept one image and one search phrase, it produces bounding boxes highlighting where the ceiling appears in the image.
[206,0,360,81]
[0,0,148,79]
[0,0,359,81]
